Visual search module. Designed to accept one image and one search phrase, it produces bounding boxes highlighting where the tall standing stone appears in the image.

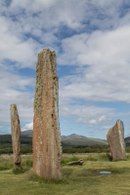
[33,49,61,180]
[10,104,21,168]
[107,120,126,161]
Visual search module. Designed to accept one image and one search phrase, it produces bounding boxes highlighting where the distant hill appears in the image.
[1,130,130,148]
[62,134,107,146]
[125,137,130,146]
[0,130,107,147]
[22,130,33,137]
[1,130,130,154]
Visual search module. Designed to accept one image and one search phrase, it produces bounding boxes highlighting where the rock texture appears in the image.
[33,48,61,180]
[67,160,84,166]
[10,104,21,168]
[107,120,126,161]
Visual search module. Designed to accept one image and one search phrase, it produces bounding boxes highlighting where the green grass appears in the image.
[0,153,130,194]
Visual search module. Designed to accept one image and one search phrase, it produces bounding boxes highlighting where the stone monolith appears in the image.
[10,104,21,168]
[107,120,126,161]
[33,48,61,180]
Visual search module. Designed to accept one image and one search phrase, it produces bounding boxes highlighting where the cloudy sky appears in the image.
[0,0,130,138]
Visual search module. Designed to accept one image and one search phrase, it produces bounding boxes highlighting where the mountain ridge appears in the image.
[1,130,130,146]
[0,130,107,146]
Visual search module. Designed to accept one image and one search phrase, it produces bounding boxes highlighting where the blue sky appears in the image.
[0,0,130,138]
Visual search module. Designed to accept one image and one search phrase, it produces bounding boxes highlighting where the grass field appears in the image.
[0,153,130,195]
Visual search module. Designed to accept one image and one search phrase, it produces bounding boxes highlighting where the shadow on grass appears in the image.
[27,170,68,184]
[12,166,30,175]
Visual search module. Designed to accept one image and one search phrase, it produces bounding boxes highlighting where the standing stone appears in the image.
[10,104,21,168]
[107,120,126,161]
[33,48,62,180]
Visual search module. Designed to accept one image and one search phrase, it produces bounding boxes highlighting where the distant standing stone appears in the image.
[33,49,62,180]
[107,120,126,161]
[10,104,21,168]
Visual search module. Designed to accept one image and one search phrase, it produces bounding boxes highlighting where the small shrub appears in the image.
[62,167,73,178]
[61,155,79,165]
[0,155,13,170]
[12,166,24,174]
[24,158,32,168]
[27,170,65,184]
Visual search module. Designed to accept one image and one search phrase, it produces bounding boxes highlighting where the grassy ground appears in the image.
[0,153,130,195]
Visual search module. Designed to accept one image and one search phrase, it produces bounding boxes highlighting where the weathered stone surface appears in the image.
[10,104,21,168]
[33,48,62,180]
[107,120,126,161]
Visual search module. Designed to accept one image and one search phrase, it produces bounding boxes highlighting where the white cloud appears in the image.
[58,23,130,132]
[0,0,89,68]
[10,0,59,10]
[0,67,34,126]
[10,0,87,29]
[0,17,37,68]
[60,102,115,126]
[22,122,33,131]
[0,0,129,68]
[60,25,130,103]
